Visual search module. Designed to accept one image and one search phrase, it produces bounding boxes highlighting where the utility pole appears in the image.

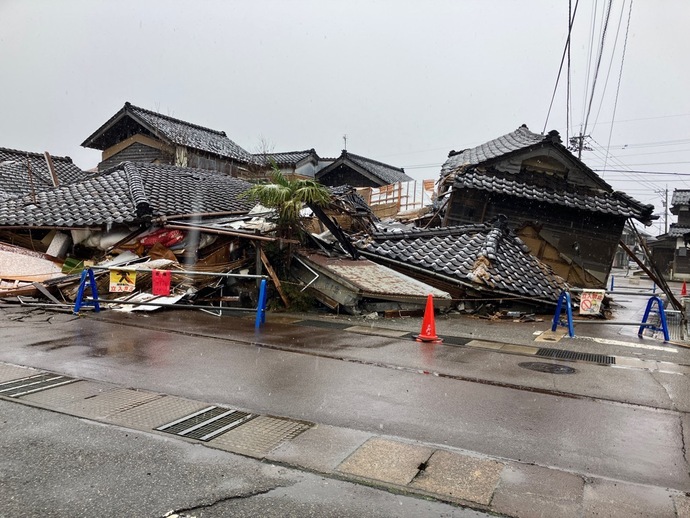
[568,132,591,159]
[655,186,669,235]
[665,186,669,234]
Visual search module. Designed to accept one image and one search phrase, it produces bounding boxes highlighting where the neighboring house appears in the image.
[612,226,651,269]
[650,189,690,279]
[355,217,568,308]
[247,149,322,180]
[315,150,412,188]
[81,102,253,175]
[437,125,656,288]
[0,147,88,200]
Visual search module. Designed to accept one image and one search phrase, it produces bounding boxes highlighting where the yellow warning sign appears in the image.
[110,269,137,293]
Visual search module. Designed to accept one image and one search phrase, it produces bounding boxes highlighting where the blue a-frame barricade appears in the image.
[637,295,670,342]
[551,291,670,342]
[73,268,101,314]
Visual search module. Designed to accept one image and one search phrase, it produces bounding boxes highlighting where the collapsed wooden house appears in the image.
[436,125,656,288]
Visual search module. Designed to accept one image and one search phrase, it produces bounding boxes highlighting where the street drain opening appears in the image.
[536,347,615,365]
[155,406,255,441]
[0,373,77,397]
[518,362,577,374]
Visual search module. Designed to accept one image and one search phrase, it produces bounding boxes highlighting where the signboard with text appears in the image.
[109,269,137,293]
[579,289,605,315]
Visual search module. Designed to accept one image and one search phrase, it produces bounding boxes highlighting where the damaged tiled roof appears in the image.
[454,167,655,221]
[356,222,568,303]
[252,149,318,166]
[440,125,655,224]
[0,162,254,227]
[441,125,549,178]
[82,102,252,163]
[0,147,89,200]
[329,185,375,216]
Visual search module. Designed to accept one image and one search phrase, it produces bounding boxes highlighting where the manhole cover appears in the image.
[518,362,577,374]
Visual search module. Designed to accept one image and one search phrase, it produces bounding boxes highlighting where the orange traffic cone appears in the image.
[682,281,687,297]
[416,294,443,343]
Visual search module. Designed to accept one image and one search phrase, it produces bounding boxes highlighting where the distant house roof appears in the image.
[81,102,252,163]
[0,147,88,200]
[441,125,655,224]
[659,224,690,239]
[670,190,690,214]
[252,149,319,167]
[356,220,568,304]
[0,162,254,228]
[316,150,413,187]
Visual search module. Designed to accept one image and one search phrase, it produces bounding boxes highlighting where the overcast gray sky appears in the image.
[1,0,689,234]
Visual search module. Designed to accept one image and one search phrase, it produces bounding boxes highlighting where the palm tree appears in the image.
[243,166,331,239]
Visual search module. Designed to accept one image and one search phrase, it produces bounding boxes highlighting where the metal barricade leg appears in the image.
[551,291,574,337]
[255,279,268,330]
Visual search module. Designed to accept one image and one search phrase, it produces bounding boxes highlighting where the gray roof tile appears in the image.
[252,149,318,166]
[356,222,568,303]
[0,147,89,200]
[0,162,255,227]
[82,102,252,163]
[441,125,547,178]
[453,167,655,221]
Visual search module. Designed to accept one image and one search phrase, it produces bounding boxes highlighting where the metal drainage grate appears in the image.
[519,362,577,374]
[536,347,615,365]
[0,373,77,398]
[155,406,256,442]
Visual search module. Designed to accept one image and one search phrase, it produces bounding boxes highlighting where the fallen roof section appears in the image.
[355,219,569,306]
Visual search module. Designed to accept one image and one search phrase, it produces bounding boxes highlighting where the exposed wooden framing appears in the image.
[102,134,173,161]
[260,248,290,308]
[43,152,59,187]
[619,240,682,312]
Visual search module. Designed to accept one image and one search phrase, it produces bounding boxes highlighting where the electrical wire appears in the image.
[603,0,633,173]
[583,0,614,137]
[592,0,627,133]
[543,0,580,134]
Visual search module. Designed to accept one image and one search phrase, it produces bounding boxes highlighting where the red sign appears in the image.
[152,269,171,296]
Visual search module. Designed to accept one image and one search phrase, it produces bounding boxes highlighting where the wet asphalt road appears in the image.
[0,306,688,493]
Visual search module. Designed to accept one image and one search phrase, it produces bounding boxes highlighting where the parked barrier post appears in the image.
[551,291,575,337]
[255,279,268,330]
[610,276,615,292]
